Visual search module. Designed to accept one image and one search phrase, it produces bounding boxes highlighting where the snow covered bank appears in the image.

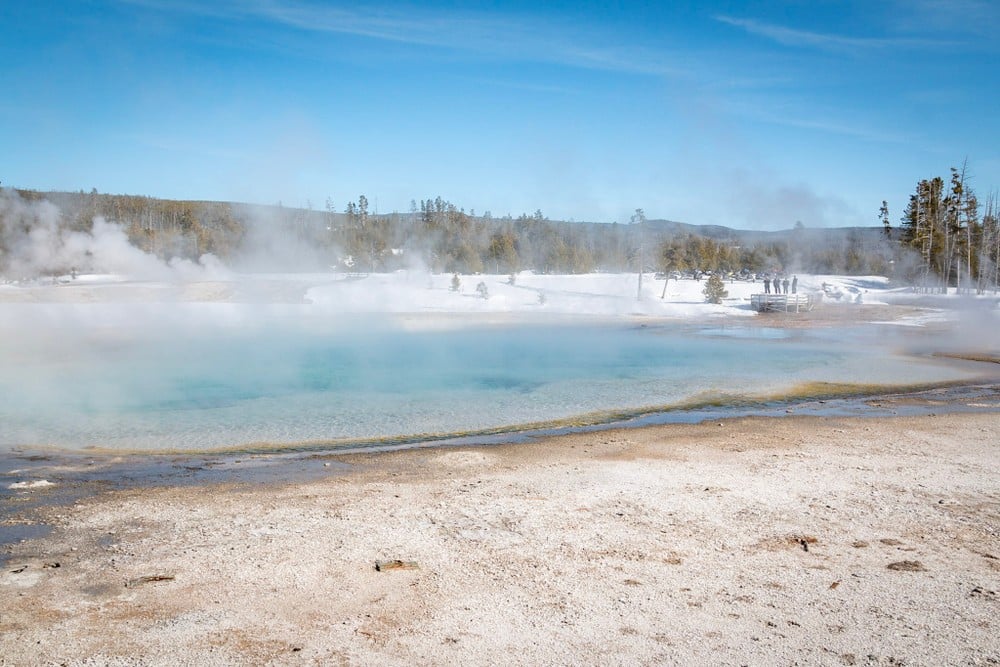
[0,271,843,317]
[3,270,994,326]
[302,272,762,318]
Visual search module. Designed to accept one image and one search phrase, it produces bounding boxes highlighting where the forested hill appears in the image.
[2,188,897,278]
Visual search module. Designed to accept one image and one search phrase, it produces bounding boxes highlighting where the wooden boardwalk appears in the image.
[750,292,820,313]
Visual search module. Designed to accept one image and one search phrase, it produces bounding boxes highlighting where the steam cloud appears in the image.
[724,168,862,229]
[0,189,229,282]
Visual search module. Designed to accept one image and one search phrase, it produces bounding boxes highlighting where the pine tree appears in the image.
[703,273,728,304]
[900,177,945,289]
[879,201,891,238]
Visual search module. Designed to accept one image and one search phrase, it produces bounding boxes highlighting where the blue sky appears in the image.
[2,0,998,229]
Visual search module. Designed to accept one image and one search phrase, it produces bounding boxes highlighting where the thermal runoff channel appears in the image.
[0,304,975,453]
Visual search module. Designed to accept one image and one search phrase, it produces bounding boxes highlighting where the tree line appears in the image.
[891,161,999,293]
[3,187,902,279]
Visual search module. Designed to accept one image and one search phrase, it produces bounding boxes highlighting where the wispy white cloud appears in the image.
[761,112,909,144]
[117,0,688,77]
[722,95,910,145]
[716,15,951,52]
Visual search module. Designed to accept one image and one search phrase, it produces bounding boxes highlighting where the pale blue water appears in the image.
[0,313,976,452]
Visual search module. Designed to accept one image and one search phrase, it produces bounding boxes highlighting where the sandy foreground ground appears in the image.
[2,412,999,666]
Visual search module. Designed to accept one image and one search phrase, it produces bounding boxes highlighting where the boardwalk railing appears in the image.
[749,293,820,313]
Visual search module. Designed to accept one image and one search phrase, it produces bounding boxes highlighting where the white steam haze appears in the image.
[723,168,859,229]
[228,202,331,273]
[0,189,229,282]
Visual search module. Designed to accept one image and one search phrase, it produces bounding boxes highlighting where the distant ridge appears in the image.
[642,218,891,244]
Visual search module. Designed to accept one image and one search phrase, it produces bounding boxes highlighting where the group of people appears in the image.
[762,273,797,295]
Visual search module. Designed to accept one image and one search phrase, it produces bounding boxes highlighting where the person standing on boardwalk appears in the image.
[773,276,781,294]
[782,277,790,294]
[791,275,798,294]
[763,275,771,294]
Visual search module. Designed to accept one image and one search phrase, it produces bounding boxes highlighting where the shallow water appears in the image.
[0,306,986,454]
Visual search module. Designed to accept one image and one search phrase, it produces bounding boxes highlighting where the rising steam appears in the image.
[0,189,228,282]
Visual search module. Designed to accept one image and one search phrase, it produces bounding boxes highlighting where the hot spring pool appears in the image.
[0,306,980,453]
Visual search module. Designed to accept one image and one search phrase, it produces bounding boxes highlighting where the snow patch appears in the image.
[8,480,56,490]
